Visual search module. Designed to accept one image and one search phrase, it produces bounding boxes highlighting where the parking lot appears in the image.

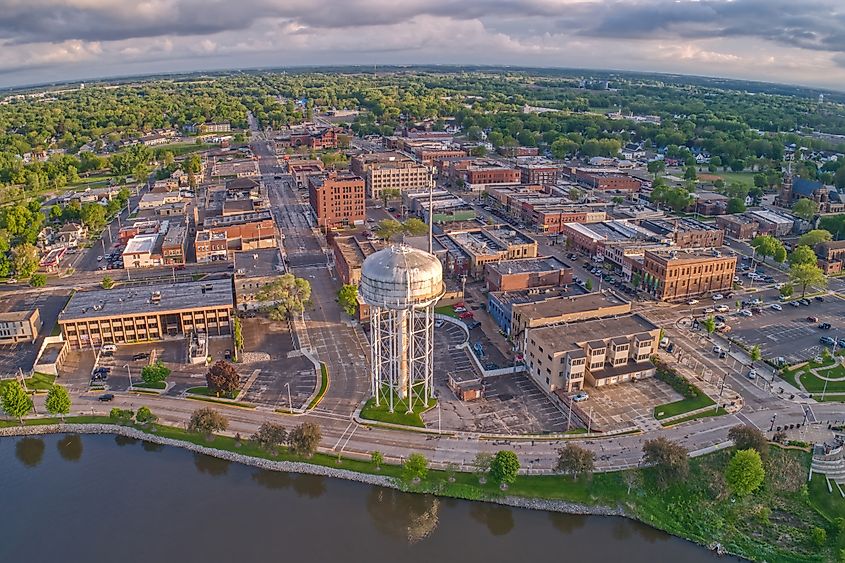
[728,291,845,365]
[0,291,70,376]
[577,378,684,433]
[424,320,570,434]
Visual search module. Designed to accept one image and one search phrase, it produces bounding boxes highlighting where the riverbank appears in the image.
[0,418,841,562]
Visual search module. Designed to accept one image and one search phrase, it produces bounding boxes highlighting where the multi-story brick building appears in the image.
[161,224,187,266]
[640,249,736,301]
[564,167,642,192]
[716,215,760,240]
[350,152,432,200]
[288,159,324,189]
[308,171,366,230]
[444,225,538,277]
[525,313,659,394]
[638,218,725,248]
[518,162,559,185]
[58,280,233,348]
[815,241,845,274]
[194,231,228,263]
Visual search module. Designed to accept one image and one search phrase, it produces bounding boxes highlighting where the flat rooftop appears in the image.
[235,248,283,278]
[513,290,629,319]
[123,233,160,255]
[645,248,736,263]
[59,279,234,322]
[487,256,570,276]
[531,313,657,352]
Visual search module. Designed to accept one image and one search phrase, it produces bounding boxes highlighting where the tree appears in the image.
[380,188,401,208]
[101,276,115,289]
[811,527,828,548]
[726,198,746,214]
[337,284,359,317]
[647,160,665,178]
[551,137,578,159]
[403,452,429,481]
[29,273,46,287]
[584,278,593,291]
[370,450,384,469]
[1,380,33,423]
[251,422,288,453]
[728,424,769,459]
[773,246,787,264]
[797,229,832,248]
[473,451,494,481]
[555,444,595,480]
[751,235,785,262]
[135,406,157,424]
[375,218,404,241]
[465,125,483,141]
[792,199,818,221]
[789,262,826,298]
[749,345,762,362]
[12,243,39,278]
[490,450,520,485]
[256,274,312,321]
[79,202,106,231]
[789,245,818,267]
[642,437,689,486]
[403,217,428,236]
[205,360,240,397]
[141,361,171,386]
[45,384,71,421]
[187,407,228,436]
[780,284,794,298]
[701,315,716,335]
[288,422,321,457]
[232,316,244,359]
[725,449,766,496]
[684,166,697,181]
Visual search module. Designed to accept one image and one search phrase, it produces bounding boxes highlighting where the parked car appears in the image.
[790,301,800,307]
[704,307,715,314]
[93,367,111,375]
[770,304,782,311]
[454,306,467,313]
[132,352,150,361]
[799,298,811,306]
[815,296,825,302]
[808,316,819,323]
[747,369,758,380]
[102,344,117,353]
[820,336,836,346]
[739,309,753,317]
[712,293,724,300]
[571,391,589,402]
[818,322,831,330]
[98,394,115,402]
[712,345,722,354]
[719,351,727,359]
[687,299,699,305]
[458,311,474,320]
[434,319,445,328]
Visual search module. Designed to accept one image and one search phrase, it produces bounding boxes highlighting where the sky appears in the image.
[1,0,845,90]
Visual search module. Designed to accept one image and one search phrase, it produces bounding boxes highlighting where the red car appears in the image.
[459,311,474,320]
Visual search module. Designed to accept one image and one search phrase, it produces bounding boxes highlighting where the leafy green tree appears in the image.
[141,361,171,386]
[792,199,818,221]
[135,406,157,424]
[789,262,826,298]
[551,137,579,159]
[797,229,832,248]
[751,235,785,262]
[490,450,520,484]
[101,276,115,289]
[205,360,240,397]
[370,450,384,469]
[1,380,33,423]
[780,284,794,298]
[251,422,288,453]
[337,284,359,317]
[584,278,593,291]
[811,527,828,548]
[379,188,401,208]
[642,437,688,486]
[728,425,768,459]
[473,451,494,482]
[684,166,697,181]
[232,316,244,359]
[647,160,666,177]
[187,407,228,436]
[12,243,39,278]
[403,452,429,481]
[403,217,428,236]
[29,273,46,287]
[726,449,765,496]
[701,315,716,335]
[749,345,762,362]
[726,198,746,214]
[45,384,71,421]
[375,218,404,241]
[79,202,106,231]
[288,422,321,457]
[789,245,818,266]
[256,274,312,321]
[556,444,595,480]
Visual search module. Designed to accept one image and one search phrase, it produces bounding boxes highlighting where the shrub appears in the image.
[726,449,766,496]
[810,527,827,548]
[403,453,429,481]
[187,407,228,435]
[288,422,321,457]
[108,408,134,424]
[135,406,157,424]
[251,422,288,453]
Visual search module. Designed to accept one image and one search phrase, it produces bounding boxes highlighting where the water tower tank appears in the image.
[359,245,444,310]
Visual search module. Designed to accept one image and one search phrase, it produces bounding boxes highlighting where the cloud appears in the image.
[0,1,844,89]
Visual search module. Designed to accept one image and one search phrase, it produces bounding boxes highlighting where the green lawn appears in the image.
[713,171,756,188]
[133,381,166,389]
[0,372,56,393]
[162,142,214,156]
[661,407,727,427]
[435,306,458,318]
[360,394,436,427]
[782,358,845,394]
[653,393,715,420]
[186,386,237,399]
[306,363,329,410]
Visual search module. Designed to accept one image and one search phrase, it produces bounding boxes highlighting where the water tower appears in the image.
[359,244,444,413]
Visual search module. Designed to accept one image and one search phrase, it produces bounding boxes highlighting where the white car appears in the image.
[771,304,783,311]
[704,307,715,314]
[713,345,722,354]
[571,391,589,402]
[747,369,758,380]
[434,319,445,328]
[712,293,724,300]
[715,304,730,312]
[687,299,699,305]
[739,309,753,317]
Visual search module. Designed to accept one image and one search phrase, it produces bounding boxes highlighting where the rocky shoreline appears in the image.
[0,423,626,519]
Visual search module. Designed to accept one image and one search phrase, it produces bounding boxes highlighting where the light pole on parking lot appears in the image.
[285,381,292,413]
[124,364,132,388]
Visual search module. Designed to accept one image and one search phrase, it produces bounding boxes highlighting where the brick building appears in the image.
[640,250,736,301]
[485,256,572,292]
[308,171,366,230]
[350,152,432,200]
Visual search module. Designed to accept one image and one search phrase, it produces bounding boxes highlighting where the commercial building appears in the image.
[308,171,366,230]
[485,184,607,233]
[485,256,572,292]
[639,249,737,301]
[199,123,231,134]
[234,248,285,311]
[525,313,659,394]
[747,209,794,237]
[350,152,432,200]
[716,214,760,240]
[212,158,259,179]
[508,291,631,343]
[385,137,466,163]
[564,167,642,192]
[139,192,183,210]
[161,224,188,266]
[638,218,725,248]
[518,160,559,185]
[815,241,845,274]
[443,226,538,277]
[0,308,42,344]
[122,233,163,269]
[58,280,234,348]
[195,231,229,263]
[288,159,324,189]
[275,125,340,150]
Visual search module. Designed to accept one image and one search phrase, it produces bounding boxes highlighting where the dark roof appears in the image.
[793,178,823,197]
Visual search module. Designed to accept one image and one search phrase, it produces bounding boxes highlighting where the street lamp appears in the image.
[285,381,292,413]
[124,363,132,388]
[769,413,778,432]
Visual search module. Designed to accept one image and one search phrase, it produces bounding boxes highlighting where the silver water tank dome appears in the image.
[359,245,444,310]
